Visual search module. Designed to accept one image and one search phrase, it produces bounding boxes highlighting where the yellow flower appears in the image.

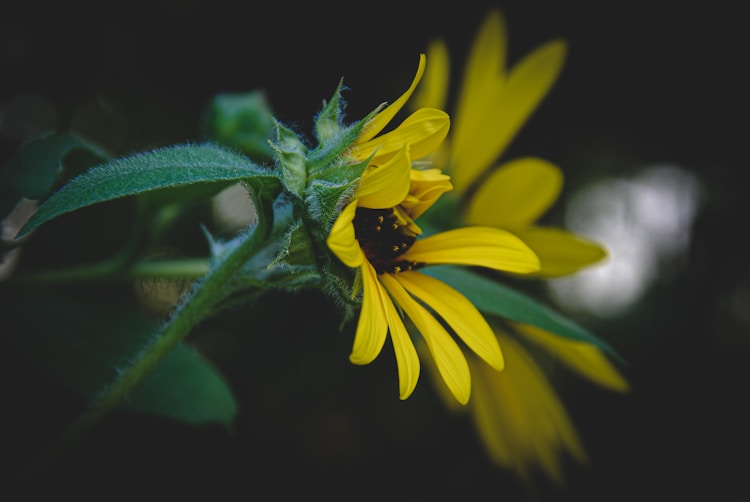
[326,54,540,405]
[412,10,629,483]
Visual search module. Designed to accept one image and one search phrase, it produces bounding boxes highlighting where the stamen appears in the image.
[353,207,423,275]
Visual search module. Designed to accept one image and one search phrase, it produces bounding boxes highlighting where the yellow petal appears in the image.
[382,273,471,405]
[469,330,587,484]
[326,201,363,267]
[352,108,450,165]
[466,157,563,229]
[513,226,609,278]
[395,270,504,371]
[418,338,463,413]
[380,277,421,400]
[401,167,453,219]
[514,323,629,392]
[412,39,450,111]
[451,9,507,189]
[356,145,411,209]
[349,261,389,365]
[357,54,426,144]
[452,38,567,192]
[403,227,540,273]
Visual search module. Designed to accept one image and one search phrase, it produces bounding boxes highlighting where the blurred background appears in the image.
[2,0,746,499]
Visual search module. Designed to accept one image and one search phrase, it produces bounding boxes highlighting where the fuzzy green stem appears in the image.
[27,211,271,477]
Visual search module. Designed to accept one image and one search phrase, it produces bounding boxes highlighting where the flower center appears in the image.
[354,207,421,275]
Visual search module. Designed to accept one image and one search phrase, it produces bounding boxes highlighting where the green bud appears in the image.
[314,78,346,143]
[270,121,308,197]
[201,91,275,162]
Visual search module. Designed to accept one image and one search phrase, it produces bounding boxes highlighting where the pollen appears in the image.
[353,207,421,275]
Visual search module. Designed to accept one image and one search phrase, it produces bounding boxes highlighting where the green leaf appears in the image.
[126,342,237,427]
[1,289,237,427]
[3,132,109,200]
[16,142,278,238]
[423,265,624,363]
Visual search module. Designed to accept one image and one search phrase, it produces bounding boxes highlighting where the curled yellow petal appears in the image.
[356,145,412,209]
[403,226,540,273]
[326,201,363,267]
[352,108,450,165]
[401,167,453,219]
[357,53,426,144]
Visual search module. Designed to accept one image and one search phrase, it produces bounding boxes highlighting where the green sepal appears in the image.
[423,265,625,364]
[320,257,359,329]
[206,193,320,299]
[314,78,345,143]
[269,218,318,269]
[304,178,357,239]
[16,142,278,239]
[1,289,237,428]
[306,112,374,173]
[305,149,370,236]
[200,90,275,162]
[239,194,320,289]
[270,120,308,196]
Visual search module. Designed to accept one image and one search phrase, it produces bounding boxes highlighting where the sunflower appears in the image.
[326,54,540,405]
[411,10,629,482]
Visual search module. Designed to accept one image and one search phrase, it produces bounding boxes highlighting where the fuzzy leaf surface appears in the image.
[17,142,277,238]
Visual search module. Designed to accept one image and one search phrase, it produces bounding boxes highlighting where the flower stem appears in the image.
[25,213,271,478]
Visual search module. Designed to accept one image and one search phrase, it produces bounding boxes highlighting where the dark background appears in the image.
[2,1,747,499]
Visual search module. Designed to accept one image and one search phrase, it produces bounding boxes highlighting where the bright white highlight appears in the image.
[548,164,702,318]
